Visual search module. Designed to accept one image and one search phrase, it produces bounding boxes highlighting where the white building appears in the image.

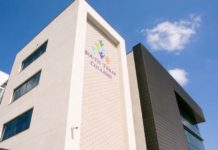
[0,1,206,150]
[0,71,8,104]
[0,0,136,150]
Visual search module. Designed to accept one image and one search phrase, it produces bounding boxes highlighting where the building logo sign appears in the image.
[85,40,116,79]
[91,40,110,64]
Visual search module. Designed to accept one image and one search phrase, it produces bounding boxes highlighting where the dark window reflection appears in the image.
[21,41,47,70]
[1,109,33,141]
[13,71,41,101]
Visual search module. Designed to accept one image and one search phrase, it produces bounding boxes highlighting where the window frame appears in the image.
[21,40,48,71]
[0,87,5,104]
[12,70,41,102]
[0,108,33,142]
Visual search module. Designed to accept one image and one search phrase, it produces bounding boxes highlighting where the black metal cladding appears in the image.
[21,41,48,70]
[130,43,205,150]
[132,43,205,123]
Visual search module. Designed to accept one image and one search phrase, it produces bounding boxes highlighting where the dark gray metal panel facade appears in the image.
[129,43,205,150]
[131,48,159,150]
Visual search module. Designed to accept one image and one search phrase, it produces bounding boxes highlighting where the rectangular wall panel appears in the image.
[80,20,129,150]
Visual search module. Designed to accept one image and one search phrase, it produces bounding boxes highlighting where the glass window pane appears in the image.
[13,71,41,101]
[1,109,33,141]
[184,129,205,150]
[21,41,47,70]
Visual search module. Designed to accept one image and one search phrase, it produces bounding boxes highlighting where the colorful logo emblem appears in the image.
[91,40,110,64]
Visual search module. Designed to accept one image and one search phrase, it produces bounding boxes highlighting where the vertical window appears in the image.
[1,109,33,141]
[0,87,4,104]
[175,92,205,150]
[21,41,48,70]
[13,71,41,101]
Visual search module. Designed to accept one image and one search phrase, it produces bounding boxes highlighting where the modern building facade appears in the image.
[128,44,205,150]
[0,0,205,150]
[0,0,135,150]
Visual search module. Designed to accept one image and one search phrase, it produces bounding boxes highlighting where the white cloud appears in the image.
[144,15,201,54]
[0,71,9,86]
[168,68,188,86]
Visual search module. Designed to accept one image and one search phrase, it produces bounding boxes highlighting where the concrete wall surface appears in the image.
[0,1,79,149]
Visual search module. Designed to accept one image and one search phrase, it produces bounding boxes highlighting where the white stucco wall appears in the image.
[0,1,136,150]
[65,1,136,150]
[127,52,147,150]
[0,1,79,149]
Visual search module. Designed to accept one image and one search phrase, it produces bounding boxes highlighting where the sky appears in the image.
[0,0,217,149]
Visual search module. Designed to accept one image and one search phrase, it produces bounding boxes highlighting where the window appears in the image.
[1,109,33,141]
[13,71,41,101]
[175,92,205,150]
[21,41,48,70]
[0,87,5,104]
[184,128,205,150]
